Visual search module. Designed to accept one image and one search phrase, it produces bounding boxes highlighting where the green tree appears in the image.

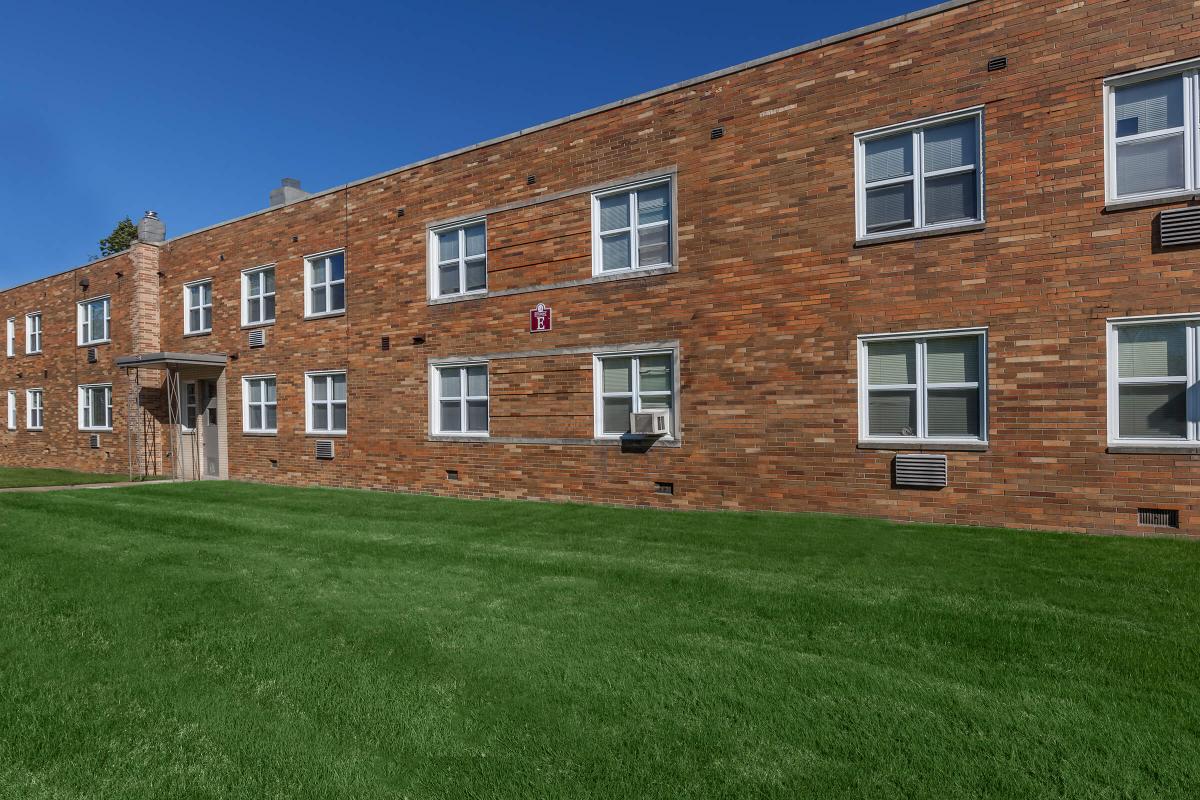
[98,217,139,257]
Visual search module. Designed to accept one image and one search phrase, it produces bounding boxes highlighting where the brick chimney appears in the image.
[269,178,310,207]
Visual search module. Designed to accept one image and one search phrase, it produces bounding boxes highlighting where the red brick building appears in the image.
[3,0,1200,536]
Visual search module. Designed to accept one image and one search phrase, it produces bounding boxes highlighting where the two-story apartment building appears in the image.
[2,0,1200,536]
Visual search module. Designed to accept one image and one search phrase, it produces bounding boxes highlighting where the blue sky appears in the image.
[0,0,925,287]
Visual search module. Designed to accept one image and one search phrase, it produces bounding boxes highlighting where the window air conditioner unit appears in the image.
[1159,206,1200,248]
[315,440,335,460]
[630,410,671,436]
[248,329,266,348]
[89,434,101,449]
[86,347,97,363]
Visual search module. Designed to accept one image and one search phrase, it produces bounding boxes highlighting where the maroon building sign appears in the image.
[530,303,552,332]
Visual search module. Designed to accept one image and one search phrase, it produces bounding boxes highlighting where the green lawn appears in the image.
[0,467,131,489]
[0,483,1196,799]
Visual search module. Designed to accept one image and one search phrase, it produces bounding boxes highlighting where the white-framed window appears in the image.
[242,265,276,326]
[593,350,677,438]
[184,280,213,334]
[77,296,110,345]
[180,380,198,432]
[591,177,673,275]
[304,250,346,318]
[77,383,112,431]
[242,375,277,434]
[429,220,487,299]
[25,313,41,354]
[305,371,346,434]
[857,328,988,444]
[5,390,15,430]
[1104,60,1200,205]
[26,389,42,430]
[1104,314,1200,444]
[854,107,984,241]
[431,363,489,435]
[6,318,13,357]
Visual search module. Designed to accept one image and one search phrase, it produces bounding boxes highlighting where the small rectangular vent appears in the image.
[248,329,266,348]
[1158,206,1200,247]
[894,454,948,488]
[1138,508,1179,528]
[315,440,335,460]
[710,126,725,140]
[987,56,1008,72]
[654,481,674,495]
[86,348,97,364]
[89,434,100,449]
[526,175,537,185]
[381,336,390,351]
[446,469,459,481]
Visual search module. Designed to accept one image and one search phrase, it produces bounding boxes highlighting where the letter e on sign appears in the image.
[530,303,552,333]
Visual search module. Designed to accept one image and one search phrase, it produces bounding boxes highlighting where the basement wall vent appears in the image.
[1138,508,1179,528]
[86,348,97,364]
[894,454,948,488]
[89,434,100,449]
[987,56,1008,72]
[654,481,674,495]
[315,440,335,460]
[1158,206,1200,247]
[711,126,725,140]
[446,469,460,481]
[381,336,391,351]
[248,329,266,348]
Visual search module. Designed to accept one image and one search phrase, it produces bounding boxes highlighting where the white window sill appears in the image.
[79,340,110,348]
[1104,191,1198,213]
[241,321,276,330]
[27,428,43,432]
[184,330,212,338]
[305,431,347,437]
[591,263,674,279]
[80,428,113,433]
[855,221,985,247]
[243,430,278,437]
[430,289,488,304]
[431,432,490,439]
[858,439,988,452]
[305,311,346,321]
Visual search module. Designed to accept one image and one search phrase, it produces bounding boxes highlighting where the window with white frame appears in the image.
[433,364,488,435]
[1106,316,1200,443]
[25,313,41,354]
[5,390,15,430]
[243,376,277,434]
[26,389,42,430]
[858,329,987,443]
[181,380,198,432]
[306,371,346,434]
[594,351,676,438]
[184,280,213,334]
[78,384,112,431]
[6,318,13,357]
[305,251,345,317]
[430,221,487,298]
[243,265,276,326]
[77,297,110,345]
[592,178,673,274]
[1105,62,1200,204]
[855,108,984,240]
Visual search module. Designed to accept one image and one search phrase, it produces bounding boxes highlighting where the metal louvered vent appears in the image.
[987,56,1008,72]
[89,434,100,449]
[315,440,335,460]
[894,454,948,488]
[248,329,266,348]
[1159,207,1200,247]
[86,348,97,364]
[1138,508,1179,528]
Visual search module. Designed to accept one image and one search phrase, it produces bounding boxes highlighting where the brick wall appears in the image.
[4,0,1200,535]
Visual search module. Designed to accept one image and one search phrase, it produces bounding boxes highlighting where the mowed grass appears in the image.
[0,467,130,489]
[0,483,1197,799]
